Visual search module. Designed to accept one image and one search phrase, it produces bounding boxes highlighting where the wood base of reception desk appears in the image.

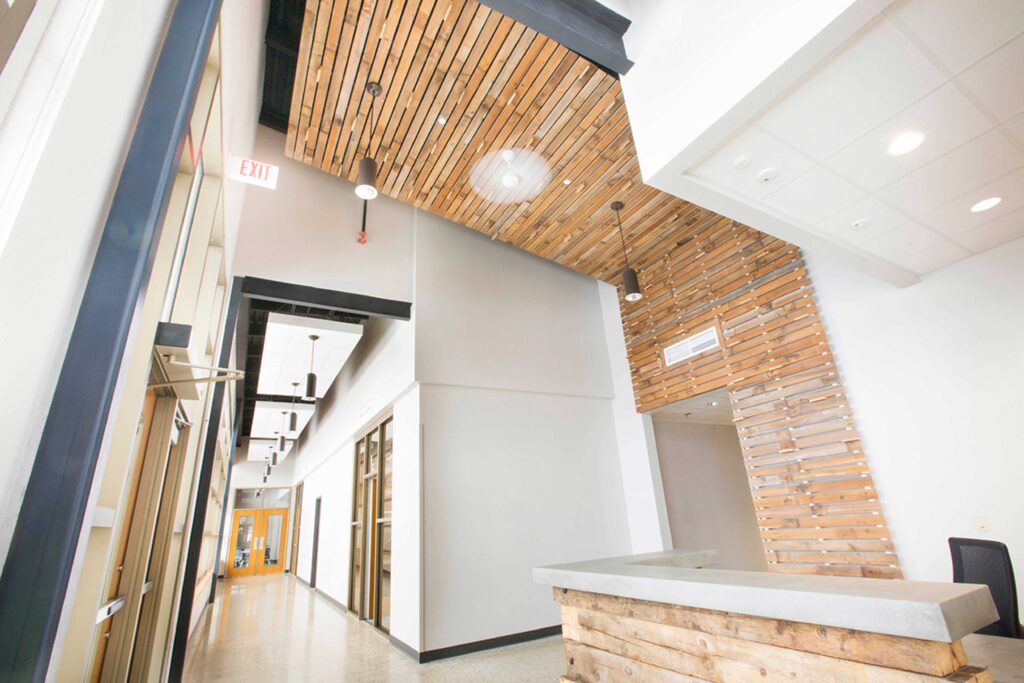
[553,589,993,683]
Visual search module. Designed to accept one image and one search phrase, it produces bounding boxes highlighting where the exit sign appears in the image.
[228,155,279,189]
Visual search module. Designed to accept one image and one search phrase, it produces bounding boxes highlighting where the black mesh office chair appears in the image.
[949,537,1022,638]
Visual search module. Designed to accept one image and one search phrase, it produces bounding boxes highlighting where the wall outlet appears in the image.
[973,514,991,532]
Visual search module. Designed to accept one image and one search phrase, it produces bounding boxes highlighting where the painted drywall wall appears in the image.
[806,237,1024,610]
[598,281,672,553]
[231,126,415,303]
[0,0,175,566]
[413,210,614,399]
[652,420,767,571]
[419,383,632,651]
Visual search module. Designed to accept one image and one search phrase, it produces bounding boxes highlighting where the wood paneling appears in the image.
[555,590,993,683]
[288,0,900,578]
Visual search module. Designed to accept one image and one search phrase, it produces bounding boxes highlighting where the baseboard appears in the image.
[295,575,310,588]
[316,588,346,613]
[409,625,562,663]
[389,635,421,661]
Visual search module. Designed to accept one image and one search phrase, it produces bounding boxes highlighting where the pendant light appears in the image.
[354,82,383,200]
[612,201,643,302]
[278,413,288,451]
[289,381,299,432]
[304,334,319,400]
[272,451,279,467]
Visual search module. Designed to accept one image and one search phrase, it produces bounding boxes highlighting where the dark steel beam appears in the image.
[0,1,222,680]
[241,276,413,321]
[478,0,633,75]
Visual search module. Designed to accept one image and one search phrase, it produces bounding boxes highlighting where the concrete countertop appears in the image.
[534,549,999,642]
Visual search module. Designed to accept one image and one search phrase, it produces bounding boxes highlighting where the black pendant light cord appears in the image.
[613,201,631,268]
[362,83,382,160]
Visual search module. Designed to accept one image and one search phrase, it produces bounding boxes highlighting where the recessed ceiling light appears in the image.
[733,155,750,170]
[850,218,870,231]
[501,172,521,189]
[707,400,720,407]
[563,178,572,185]
[970,196,1002,213]
[887,131,925,156]
[756,167,778,183]
[437,115,447,125]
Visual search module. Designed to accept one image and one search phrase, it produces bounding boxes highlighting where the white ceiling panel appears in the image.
[920,167,1024,237]
[256,313,363,398]
[758,18,946,161]
[246,437,294,462]
[816,197,911,245]
[896,239,970,276]
[763,167,865,225]
[952,206,1024,253]
[875,129,1023,216]
[889,0,1024,75]
[824,83,992,191]
[692,126,815,200]
[1005,112,1024,146]
[249,400,315,439]
[861,221,943,260]
[957,34,1024,122]
[651,387,733,426]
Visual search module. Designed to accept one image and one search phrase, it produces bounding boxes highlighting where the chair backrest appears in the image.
[949,537,1020,638]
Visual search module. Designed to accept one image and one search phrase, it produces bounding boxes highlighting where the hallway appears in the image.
[183,576,564,682]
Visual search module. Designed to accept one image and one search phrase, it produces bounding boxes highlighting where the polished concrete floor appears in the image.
[183,575,565,682]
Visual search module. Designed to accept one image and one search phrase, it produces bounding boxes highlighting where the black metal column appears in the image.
[0,1,222,680]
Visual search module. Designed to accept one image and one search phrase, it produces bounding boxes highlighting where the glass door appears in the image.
[228,510,257,578]
[376,419,393,633]
[349,439,366,614]
[256,508,288,575]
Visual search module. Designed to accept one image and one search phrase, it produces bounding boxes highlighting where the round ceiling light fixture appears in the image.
[756,167,779,184]
[470,147,551,204]
[970,196,1002,213]
[850,218,871,231]
[887,131,925,156]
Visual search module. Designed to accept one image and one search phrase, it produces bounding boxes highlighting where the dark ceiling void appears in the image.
[260,0,305,132]
[238,298,366,444]
[477,0,633,76]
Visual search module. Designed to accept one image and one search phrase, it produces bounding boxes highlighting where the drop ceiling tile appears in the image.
[758,18,946,160]
[250,400,315,439]
[957,34,1024,122]
[1005,112,1024,146]
[246,438,295,462]
[256,313,363,398]
[952,206,1024,252]
[876,129,1023,215]
[762,166,866,226]
[920,167,1024,236]
[861,221,944,260]
[825,83,992,191]
[889,0,1024,74]
[896,239,971,276]
[692,127,815,200]
[817,197,911,245]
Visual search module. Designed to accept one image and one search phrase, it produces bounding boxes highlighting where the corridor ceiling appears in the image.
[285,0,733,287]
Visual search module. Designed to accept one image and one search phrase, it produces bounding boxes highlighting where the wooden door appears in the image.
[254,508,288,575]
[227,509,258,578]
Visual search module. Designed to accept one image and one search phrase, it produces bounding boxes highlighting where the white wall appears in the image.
[807,237,1024,608]
[232,126,415,303]
[0,0,175,565]
[414,213,634,650]
[652,420,767,571]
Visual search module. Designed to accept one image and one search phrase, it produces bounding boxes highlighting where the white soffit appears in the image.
[256,313,363,398]
[249,400,315,439]
[246,437,294,462]
[651,388,733,426]
[630,0,1024,284]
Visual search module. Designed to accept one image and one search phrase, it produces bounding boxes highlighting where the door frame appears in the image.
[310,497,322,589]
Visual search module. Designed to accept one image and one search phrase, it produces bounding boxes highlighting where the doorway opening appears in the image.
[348,415,393,633]
[651,388,767,571]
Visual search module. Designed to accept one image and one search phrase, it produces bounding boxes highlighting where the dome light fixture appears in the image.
[612,201,643,302]
[304,334,319,400]
[354,82,383,201]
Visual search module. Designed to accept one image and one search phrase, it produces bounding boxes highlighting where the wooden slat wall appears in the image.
[287,0,900,578]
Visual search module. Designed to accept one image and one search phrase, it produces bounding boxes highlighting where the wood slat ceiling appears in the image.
[286,0,720,285]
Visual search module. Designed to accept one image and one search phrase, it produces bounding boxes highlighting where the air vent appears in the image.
[664,327,720,366]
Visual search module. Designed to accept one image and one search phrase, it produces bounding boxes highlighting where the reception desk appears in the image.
[534,550,1002,682]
